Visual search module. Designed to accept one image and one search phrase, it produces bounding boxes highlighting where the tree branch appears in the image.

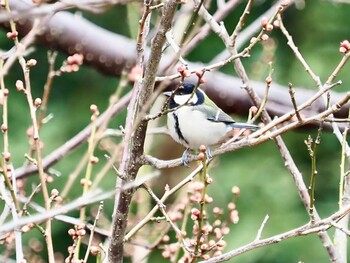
[108,0,179,261]
[201,204,350,263]
[14,91,131,179]
[6,0,350,124]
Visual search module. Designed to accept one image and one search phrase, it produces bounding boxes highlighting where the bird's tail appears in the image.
[230,122,259,130]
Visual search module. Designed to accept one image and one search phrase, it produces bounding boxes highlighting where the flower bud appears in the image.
[90,246,100,256]
[68,229,76,237]
[34,98,42,107]
[16,80,25,92]
[198,152,206,161]
[6,31,18,39]
[90,104,98,113]
[1,123,7,133]
[266,76,272,85]
[265,23,274,31]
[76,229,86,236]
[27,59,37,67]
[281,0,290,7]
[261,34,269,41]
[199,145,207,153]
[261,17,268,27]
[90,156,99,164]
[339,46,347,54]
[51,188,59,197]
[250,106,258,115]
[231,186,240,196]
[177,65,186,73]
[3,151,10,162]
[195,70,204,78]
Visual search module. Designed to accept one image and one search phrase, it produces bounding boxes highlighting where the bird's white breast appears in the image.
[167,106,230,149]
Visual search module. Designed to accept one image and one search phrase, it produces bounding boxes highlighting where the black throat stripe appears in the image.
[172,112,189,145]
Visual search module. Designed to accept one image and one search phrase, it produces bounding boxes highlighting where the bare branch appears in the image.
[14,91,131,179]
[201,204,350,263]
[108,0,179,261]
[6,0,350,124]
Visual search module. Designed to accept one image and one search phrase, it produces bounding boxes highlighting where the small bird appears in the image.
[164,83,258,165]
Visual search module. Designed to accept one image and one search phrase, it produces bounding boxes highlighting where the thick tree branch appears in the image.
[6,0,350,123]
[108,0,179,261]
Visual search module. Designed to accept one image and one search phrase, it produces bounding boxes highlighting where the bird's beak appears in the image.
[163,91,173,97]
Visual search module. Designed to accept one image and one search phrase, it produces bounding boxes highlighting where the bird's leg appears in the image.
[181,148,190,166]
[206,146,212,160]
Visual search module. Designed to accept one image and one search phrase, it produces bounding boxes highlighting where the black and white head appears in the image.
[164,83,205,109]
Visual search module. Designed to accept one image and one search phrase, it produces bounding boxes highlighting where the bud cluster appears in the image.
[61,53,84,73]
[160,180,241,261]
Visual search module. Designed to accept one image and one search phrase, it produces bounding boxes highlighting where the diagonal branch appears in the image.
[201,204,350,263]
[108,0,179,261]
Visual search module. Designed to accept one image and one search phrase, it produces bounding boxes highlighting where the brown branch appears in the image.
[108,0,179,261]
[6,0,350,124]
[201,204,350,263]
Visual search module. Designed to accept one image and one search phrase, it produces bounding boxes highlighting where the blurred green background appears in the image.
[1,0,350,262]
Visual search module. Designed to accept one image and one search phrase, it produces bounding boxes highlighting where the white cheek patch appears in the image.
[174,94,198,106]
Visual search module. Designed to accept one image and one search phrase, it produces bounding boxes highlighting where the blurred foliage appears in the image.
[1,0,350,262]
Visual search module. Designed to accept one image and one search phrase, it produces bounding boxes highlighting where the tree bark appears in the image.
[108,0,179,261]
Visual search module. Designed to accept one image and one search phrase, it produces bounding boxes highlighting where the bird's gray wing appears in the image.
[193,104,235,124]
[193,104,259,130]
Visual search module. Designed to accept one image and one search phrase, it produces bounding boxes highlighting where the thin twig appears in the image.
[277,14,321,86]
[251,63,273,122]
[306,126,322,221]
[124,163,206,241]
[0,189,115,234]
[254,214,269,241]
[193,151,209,261]
[166,32,187,65]
[14,91,132,179]
[278,13,350,157]
[180,0,206,46]
[197,2,341,260]
[161,0,241,72]
[230,0,254,45]
[75,107,99,258]
[83,201,104,263]
[332,221,350,236]
[142,184,193,253]
[210,0,296,63]
[288,83,302,122]
[200,204,350,263]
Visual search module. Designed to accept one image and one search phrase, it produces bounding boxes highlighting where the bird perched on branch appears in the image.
[164,83,258,165]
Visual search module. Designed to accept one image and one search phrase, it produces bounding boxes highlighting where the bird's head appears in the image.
[164,83,205,109]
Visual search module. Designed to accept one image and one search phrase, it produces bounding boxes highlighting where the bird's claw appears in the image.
[181,147,213,166]
[181,148,190,167]
[206,146,212,160]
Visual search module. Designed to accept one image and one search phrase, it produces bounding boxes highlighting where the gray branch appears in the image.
[6,0,349,123]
